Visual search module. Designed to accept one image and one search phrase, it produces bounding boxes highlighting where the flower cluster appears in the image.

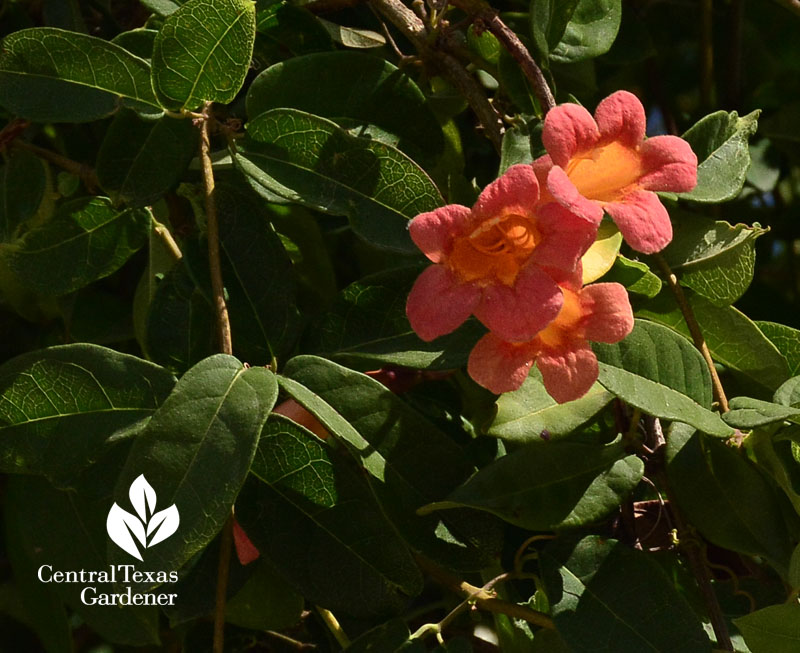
[406,91,698,402]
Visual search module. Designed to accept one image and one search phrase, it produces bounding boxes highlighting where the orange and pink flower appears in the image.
[406,164,598,343]
[533,90,697,254]
[467,280,634,402]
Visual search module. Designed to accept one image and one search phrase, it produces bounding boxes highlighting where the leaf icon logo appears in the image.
[107,475,180,561]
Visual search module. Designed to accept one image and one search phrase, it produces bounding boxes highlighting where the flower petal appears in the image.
[579,283,634,343]
[409,204,472,263]
[594,90,646,148]
[473,164,540,221]
[406,265,481,341]
[533,203,599,271]
[536,342,598,403]
[604,190,673,254]
[542,102,600,167]
[468,333,538,394]
[473,264,563,341]
[546,167,604,224]
[531,154,553,192]
[638,135,698,192]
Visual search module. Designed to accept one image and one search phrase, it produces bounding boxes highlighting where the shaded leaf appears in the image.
[541,536,711,652]
[141,0,184,15]
[749,426,800,517]
[680,110,760,203]
[110,355,278,579]
[0,344,175,486]
[234,108,442,253]
[0,150,47,242]
[488,370,612,443]
[530,0,580,61]
[307,266,483,370]
[550,0,622,64]
[111,29,159,60]
[236,415,423,616]
[734,603,800,653]
[96,110,195,207]
[467,24,501,64]
[0,27,160,122]
[757,321,800,377]
[151,0,256,111]
[601,254,661,297]
[775,376,800,408]
[723,396,800,429]
[666,424,793,576]
[318,18,386,48]
[225,559,304,631]
[246,51,443,167]
[1,197,151,296]
[254,1,332,60]
[420,438,643,531]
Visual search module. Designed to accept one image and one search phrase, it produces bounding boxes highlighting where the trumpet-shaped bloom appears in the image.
[406,164,598,343]
[467,282,634,402]
[533,91,697,254]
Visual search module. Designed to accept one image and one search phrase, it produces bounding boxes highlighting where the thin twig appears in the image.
[264,630,316,650]
[11,140,99,191]
[152,220,183,261]
[212,517,234,653]
[316,606,350,648]
[449,0,555,114]
[415,555,555,630]
[655,254,729,412]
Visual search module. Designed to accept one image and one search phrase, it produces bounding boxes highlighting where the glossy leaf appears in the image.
[757,321,800,376]
[723,396,800,429]
[1,197,152,296]
[96,110,196,206]
[680,110,760,203]
[550,0,622,64]
[734,603,800,653]
[0,150,47,242]
[234,109,443,253]
[0,344,175,486]
[601,254,661,297]
[281,356,504,571]
[638,291,790,392]
[246,51,443,166]
[307,266,483,370]
[110,355,278,577]
[420,438,643,531]
[236,415,423,616]
[541,536,711,652]
[660,214,766,305]
[151,0,257,111]
[666,424,793,575]
[0,27,160,122]
[488,371,612,443]
[530,0,580,61]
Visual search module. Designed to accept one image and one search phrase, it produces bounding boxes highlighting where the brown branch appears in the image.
[369,0,504,150]
[655,254,729,412]
[415,555,555,630]
[452,0,555,114]
[11,140,99,191]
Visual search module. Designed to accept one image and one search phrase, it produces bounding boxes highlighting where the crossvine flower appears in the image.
[534,90,697,254]
[406,164,598,343]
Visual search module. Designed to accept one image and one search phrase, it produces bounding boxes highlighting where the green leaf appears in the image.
[529,0,580,61]
[541,536,712,652]
[659,214,766,305]
[594,319,713,406]
[0,27,160,122]
[110,355,278,577]
[790,543,800,589]
[151,0,257,111]
[1,197,152,296]
[141,0,184,15]
[734,603,800,653]
[111,29,159,60]
[224,559,304,631]
[749,426,800,518]
[246,51,443,167]
[666,424,794,575]
[281,356,504,571]
[757,321,800,377]
[420,438,643,531]
[775,376,800,408]
[0,150,48,242]
[0,344,175,486]
[723,396,800,429]
[680,110,760,203]
[499,120,536,174]
[317,18,386,49]
[5,474,161,645]
[487,370,613,443]
[602,254,661,297]
[549,0,622,64]
[96,109,196,207]
[467,24,502,64]
[236,415,423,616]
[234,108,443,253]
[307,266,483,370]
[638,291,790,393]
[254,2,332,59]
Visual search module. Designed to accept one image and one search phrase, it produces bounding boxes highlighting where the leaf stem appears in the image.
[655,254,729,412]
[451,0,556,114]
[11,140,99,191]
[316,606,351,648]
